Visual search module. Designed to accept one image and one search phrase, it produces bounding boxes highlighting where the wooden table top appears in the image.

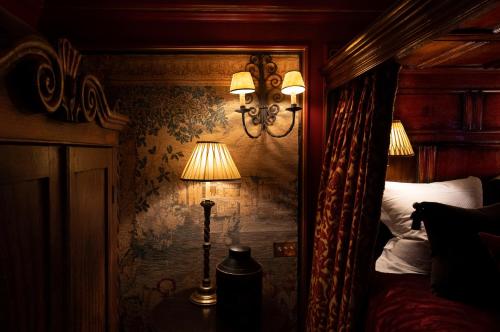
[149,289,292,332]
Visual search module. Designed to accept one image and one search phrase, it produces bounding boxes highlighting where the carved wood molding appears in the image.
[407,130,500,145]
[436,33,500,42]
[322,0,497,89]
[41,3,389,26]
[0,37,64,113]
[399,68,500,90]
[0,35,128,131]
[414,41,489,69]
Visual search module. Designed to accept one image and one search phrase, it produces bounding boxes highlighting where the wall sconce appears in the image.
[230,55,305,139]
[180,141,241,306]
[389,120,414,156]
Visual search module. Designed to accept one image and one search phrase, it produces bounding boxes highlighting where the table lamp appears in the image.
[389,120,414,156]
[180,141,241,306]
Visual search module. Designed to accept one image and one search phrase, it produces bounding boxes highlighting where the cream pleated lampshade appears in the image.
[230,71,255,95]
[389,120,414,156]
[281,70,305,95]
[181,141,241,181]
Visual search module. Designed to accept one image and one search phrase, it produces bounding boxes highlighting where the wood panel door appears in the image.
[67,147,117,332]
[0,145,63,332]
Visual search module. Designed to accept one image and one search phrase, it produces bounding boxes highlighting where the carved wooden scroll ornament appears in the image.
[0,35,127,130]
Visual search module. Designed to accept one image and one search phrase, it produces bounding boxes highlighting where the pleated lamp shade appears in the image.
[389,120,414,156]
[181,141,241,181]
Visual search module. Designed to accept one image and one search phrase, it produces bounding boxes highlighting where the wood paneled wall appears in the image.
[0,24,127,330]
[387,68,500,183]
[0,146,62,332]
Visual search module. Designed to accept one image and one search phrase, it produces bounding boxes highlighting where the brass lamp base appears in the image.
[190,284,217,306]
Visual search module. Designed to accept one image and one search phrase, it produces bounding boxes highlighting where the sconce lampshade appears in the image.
[281,71,305,95]
[389,120,414,156]
[230,72,255,95]
[181,141,241,181]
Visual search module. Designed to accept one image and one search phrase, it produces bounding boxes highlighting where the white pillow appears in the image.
[377,238,431,274]
[376,176,483,274]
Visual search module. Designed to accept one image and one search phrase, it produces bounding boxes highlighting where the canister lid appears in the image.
[229,245,251,259]
[217,245,262,275]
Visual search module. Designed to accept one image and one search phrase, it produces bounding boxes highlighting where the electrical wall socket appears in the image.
[273,241,297,257]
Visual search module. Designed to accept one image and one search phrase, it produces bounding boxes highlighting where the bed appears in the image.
[366,271,500,332]
[365,177,500,332]
[319,1,500,330]
[363,3,500,327]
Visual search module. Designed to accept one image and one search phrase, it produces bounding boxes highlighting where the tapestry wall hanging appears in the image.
[84,53,301,331]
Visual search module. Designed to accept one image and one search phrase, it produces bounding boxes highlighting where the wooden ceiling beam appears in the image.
[413,41,489,69]
[322,0,498,89]
[437,34,500,42]
[483,58,500,68]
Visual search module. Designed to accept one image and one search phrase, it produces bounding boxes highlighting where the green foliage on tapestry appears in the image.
[115,85,227,214]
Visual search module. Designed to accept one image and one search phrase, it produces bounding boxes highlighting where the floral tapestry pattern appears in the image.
[84,54,301,331]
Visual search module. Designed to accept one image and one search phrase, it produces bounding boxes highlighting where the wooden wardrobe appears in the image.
[0,10,128,332]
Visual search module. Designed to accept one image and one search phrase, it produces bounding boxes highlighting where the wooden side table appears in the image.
[149,289,292,332]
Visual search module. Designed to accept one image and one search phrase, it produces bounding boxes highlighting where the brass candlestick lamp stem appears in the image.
[190,199,217,305]
[180,141,241,307]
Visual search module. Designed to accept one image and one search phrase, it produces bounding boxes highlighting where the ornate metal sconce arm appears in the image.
[236,104,301,139]
[236,106,263,139]
[266,107,300,138]
[232,54,302,139]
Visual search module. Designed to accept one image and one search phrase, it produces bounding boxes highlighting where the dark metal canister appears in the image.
[216,245,262,331]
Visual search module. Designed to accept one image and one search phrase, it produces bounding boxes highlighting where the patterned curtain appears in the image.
[306,62,400,332]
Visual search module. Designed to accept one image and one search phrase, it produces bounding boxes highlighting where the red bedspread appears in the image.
[365,272,500,332]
